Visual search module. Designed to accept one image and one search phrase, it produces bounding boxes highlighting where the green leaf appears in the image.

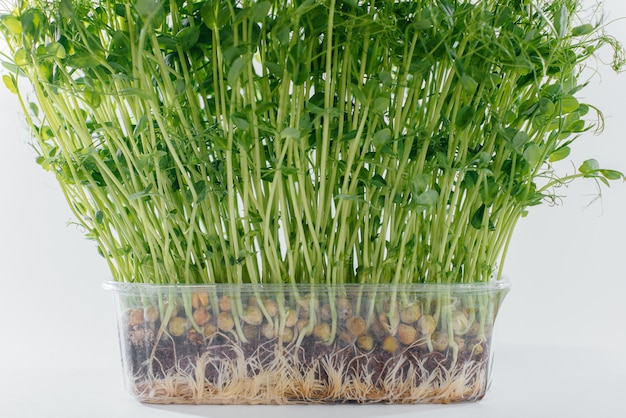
[133,115,149,138]
[272,22,290,45]
[411,173,430,195]
[0,55,26,76]
[413,189,439,208]
[280,127,300,139]
[228,56,244,85]
[350,83,367,104]
[372,128,392,148]
[480,176,499,205]
[579,159,599,174]
[600,169,623,181]
[59,0,74,19]
[495,6,513,27]
[2,74,17,94]
[536,97,555,116]
[296,0,316,15]
[95,210,104,224]
[113,4,127,18]
[0,15,22,35]
[371,174,387,188]
[571,24,593,36]
[186,180,207,204]
[564,119,586,133]
[157,34,178,50]
[372,95,389,114]
[413,19,432,30]
[542,83,562,99]
[513,56,533,75]
[470,205,485,230]
[523,143,541,166]
[201,1,217,27]
[67,52,101,69]
[512,131,529,150]
[83,89,101,108]
[176,26,200,51]
[45,42,66,59]
[549,146,570,162]
[455,106,474,129]
[136,0,164,19]
[13,48,30,66]
[29,102,38,117]
[558,95,579,114]
[265,61,283,76]
[250,1,271,22]
[20,8,46,43]
[231,112,249,130]
[459,75,477,92]
[461,171,478,190]
[378,70,392,86]
[554,5,568,38]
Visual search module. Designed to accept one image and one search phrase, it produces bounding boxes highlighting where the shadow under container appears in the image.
[104,280,510,404]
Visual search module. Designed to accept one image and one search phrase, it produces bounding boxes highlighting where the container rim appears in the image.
[103,278,511,294]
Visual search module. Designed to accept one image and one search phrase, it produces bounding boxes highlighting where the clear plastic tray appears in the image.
[104,280,510,404]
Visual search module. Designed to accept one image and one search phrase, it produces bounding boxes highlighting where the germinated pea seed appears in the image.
[451,310,469,333]
[419,315,437,335]
[193,308,211,326]
[204,323,217,337]
[168,317,187,337]
[313,322,331,340]
[262,322,276,339]
[282,327,294,344]
[285,308,298,327]
[454,336,466,351]
[217,312,235,331]
[400,304,422,324]
[432,332,449,351]
[192,292,209,309]
[297,319,313,336]
[336,298,353,320]
[382,336,399,353]
[346,316,367,337]
[219,295,231,312]
[192,293,201,309]
[262,299,278,317]
[243,305,263,325]
[129,309,145,326]
[397,324,418,345]
[143,305,159,323]
[357,334,374,351]
[243,324,258,340]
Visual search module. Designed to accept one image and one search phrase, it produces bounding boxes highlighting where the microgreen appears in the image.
[1,0,623,286]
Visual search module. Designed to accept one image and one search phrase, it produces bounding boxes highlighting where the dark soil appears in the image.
[123,318,491,402]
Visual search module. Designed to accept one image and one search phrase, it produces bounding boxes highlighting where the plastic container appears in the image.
[104,281,510,404]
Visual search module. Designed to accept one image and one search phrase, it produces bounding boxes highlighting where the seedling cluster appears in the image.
[1,0,623,404]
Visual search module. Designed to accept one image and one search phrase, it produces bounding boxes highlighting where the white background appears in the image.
[0,1,625,417]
